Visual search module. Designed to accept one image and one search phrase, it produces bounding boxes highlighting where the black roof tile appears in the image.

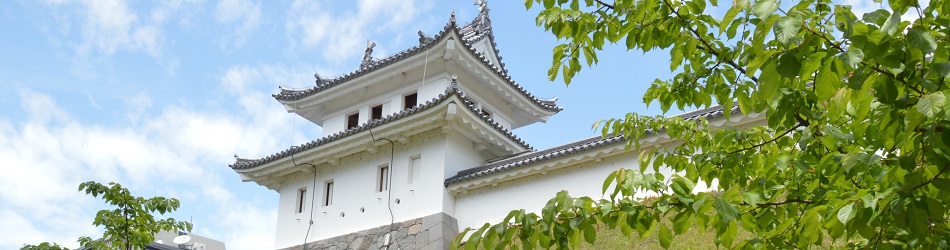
[231,82,533,170]
[443,104,743,186]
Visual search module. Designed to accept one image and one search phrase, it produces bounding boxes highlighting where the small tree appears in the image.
[456,0,950,249]
[19,242,70,250]
[22,181,192,250]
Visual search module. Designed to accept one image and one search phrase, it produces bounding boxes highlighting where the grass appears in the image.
[577,220,752,250]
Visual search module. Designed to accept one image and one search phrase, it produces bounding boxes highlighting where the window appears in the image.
[408,156,421,184]
[347,113,360,129]
[404,92,418,110]
[480,108,492,118]
[377,165,389,192]
[296,187,307,213]
[371,105,383,120]
[323,181,334,206]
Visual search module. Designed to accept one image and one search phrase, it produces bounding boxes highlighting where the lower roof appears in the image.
[444,104,744,187]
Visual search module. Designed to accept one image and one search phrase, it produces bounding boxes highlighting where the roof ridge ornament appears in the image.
[313,72,325,85]
[360,40,376,69]
[475,0,491,33]
[418,30,434,44]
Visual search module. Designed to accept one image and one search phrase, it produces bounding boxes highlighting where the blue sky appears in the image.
[0,0,886,249]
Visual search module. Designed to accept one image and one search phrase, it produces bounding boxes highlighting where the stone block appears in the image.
[408,224,422,235]
[349,236,365,250]
[414,230,429,246]
[421,213,442,230]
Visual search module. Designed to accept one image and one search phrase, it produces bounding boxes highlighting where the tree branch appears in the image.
[901,162,950,192]
[799,23,924,95]
[594,0,615,9]
[660,0,759,83]
[727,122,805,155]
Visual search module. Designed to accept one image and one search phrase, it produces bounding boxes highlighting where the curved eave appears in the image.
[231,84,535,188]
[272,15,561,114]
[445,105,763,194]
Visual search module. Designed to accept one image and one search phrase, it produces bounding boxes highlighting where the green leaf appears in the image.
[602,171,616,195]
[673,212,693,234]
[720,4,743,34]
[840,48,864,68]
[917,92,946,119]
[751,0,779,17]
[714,197,740,222]
[880,11,900,36]
[670,175,695,197]
[933,62,950,78]
[742,192,761,206]
[837,203,855,224]
[582,221,596,244]
[774,15,802,45]
[777,53,802,78]
[659,224,673,249]
[908,27,937,53]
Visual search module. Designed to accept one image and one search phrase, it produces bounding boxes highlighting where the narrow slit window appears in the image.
[323,181,334,206]
[296,187,307,213]
[371,105,383,120]
[409,156,421,184]
[404,93,418,110]
[347,113,360,129]
[378,165,389,192]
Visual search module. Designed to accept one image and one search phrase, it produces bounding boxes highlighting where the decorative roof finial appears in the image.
[361,40,376,68]
[313,71,323,84]
[476,0,488,13]
[450,10,456,23]
[418,30,434,44]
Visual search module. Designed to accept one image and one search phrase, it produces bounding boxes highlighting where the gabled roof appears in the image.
[444,104,744,186]
[231,81,533,170]
[273,4,561,113]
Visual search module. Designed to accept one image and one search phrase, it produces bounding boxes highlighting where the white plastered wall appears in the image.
[320,78,451,137]
[451,150,676,231]
[273,129,450,249]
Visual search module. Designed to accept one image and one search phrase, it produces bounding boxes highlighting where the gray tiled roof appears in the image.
[444,104,743,186]
[230,82,533,170]
[273,6,561,113]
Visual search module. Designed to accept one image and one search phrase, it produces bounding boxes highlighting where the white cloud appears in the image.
[215,0,261,49]
[40,0,182,78]
[0,68,319,249]
[284,0,425,63]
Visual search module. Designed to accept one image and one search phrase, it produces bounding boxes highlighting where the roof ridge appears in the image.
[271,3,562,113]
[231,83,533,170]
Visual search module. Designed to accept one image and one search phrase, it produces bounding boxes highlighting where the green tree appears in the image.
[455,0,950,249]
[23,181,192,250]
[19,242,70,250]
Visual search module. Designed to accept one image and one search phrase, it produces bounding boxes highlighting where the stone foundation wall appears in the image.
[283,213,458,250]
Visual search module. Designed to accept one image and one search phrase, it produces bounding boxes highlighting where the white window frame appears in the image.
[377,164,390,193]
[408,155,421,185]
[323,180,334,207]
[296,187,307,214]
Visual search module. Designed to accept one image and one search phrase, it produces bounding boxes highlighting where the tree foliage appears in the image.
[19,242,70,250]
[455,0,950,249]
[23,181,192,250]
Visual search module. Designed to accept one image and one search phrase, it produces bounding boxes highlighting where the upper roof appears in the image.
[444,104,744,186]
[231,81,533,170]
[273,1,560,113]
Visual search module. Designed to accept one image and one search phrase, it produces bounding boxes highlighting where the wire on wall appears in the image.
[369,128,396,248]
[288,102,320,249]
[292,153,318,248]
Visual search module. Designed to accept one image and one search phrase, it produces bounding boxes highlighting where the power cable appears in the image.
[369,128,396,249]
